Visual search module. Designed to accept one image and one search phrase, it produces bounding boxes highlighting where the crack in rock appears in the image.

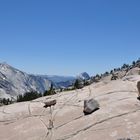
[91,124,123,132]
[55,115,84,130]
[28,102,32,116]
[0,114,47,125]
[57,108,140,140]
[95,90,137,99]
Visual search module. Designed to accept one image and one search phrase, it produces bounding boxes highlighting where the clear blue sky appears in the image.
[0,0,140,76]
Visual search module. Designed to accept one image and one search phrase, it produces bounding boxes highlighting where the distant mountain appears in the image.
[44,75,75,88]
[0,63,75,99]
[0,63,51,99]
[77,72,90,80]
[45,75,75,83]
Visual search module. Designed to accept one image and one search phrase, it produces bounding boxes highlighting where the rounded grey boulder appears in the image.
[83,98,100,115]
[44,99,57,108]
[137,81,140,100]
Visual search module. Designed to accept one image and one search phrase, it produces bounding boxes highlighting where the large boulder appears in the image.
[44,99,57,108]
[83,98,100,115]
[137,81,140,95]
[137,81,140,100]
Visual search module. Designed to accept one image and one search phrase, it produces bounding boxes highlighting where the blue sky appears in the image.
[0,0,140,76]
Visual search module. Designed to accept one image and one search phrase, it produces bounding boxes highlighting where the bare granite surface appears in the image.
[1,75,140,140]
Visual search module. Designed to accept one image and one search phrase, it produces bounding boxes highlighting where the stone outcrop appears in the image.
[44,99,57,108]
[83,98,100,115]
[137,81,140,100]
[0,76,140,140]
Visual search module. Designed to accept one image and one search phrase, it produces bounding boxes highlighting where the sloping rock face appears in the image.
[0,75,140,140]
[0,63,75,99]
[126,67,140,76]
[0,63,52,99]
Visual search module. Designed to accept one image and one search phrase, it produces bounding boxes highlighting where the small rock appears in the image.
[48,120,54,130]
[44,99,56,108]
[83,98,100,115]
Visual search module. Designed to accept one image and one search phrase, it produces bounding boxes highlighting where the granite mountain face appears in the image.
[0,63,75,99]
[0,63,51,99]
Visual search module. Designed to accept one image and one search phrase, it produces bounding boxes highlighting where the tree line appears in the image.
[91,58,140,82]
[1,58,140,105]
[17,83,56,102]
[0,83,56,105]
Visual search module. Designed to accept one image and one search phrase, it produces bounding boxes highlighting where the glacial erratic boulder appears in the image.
[44,99,57,108]
[83,98,100,115]
[137,81,140,101]
[137,81,140,92]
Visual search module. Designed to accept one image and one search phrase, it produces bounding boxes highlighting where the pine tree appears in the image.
[74,79,79,89]
[43,90,48,96]
[17,91,42,102]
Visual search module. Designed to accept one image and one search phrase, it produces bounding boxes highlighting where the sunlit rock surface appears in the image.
[0,75,140,140]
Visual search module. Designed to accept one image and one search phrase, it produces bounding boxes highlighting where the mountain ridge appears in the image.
[0,62,91,99]
[0,63,77,99]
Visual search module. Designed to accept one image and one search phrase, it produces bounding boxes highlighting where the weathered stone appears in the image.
[44,99,56,108]
[83,98,100,115]
[137,81,140,97]
[48,120,54,129]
